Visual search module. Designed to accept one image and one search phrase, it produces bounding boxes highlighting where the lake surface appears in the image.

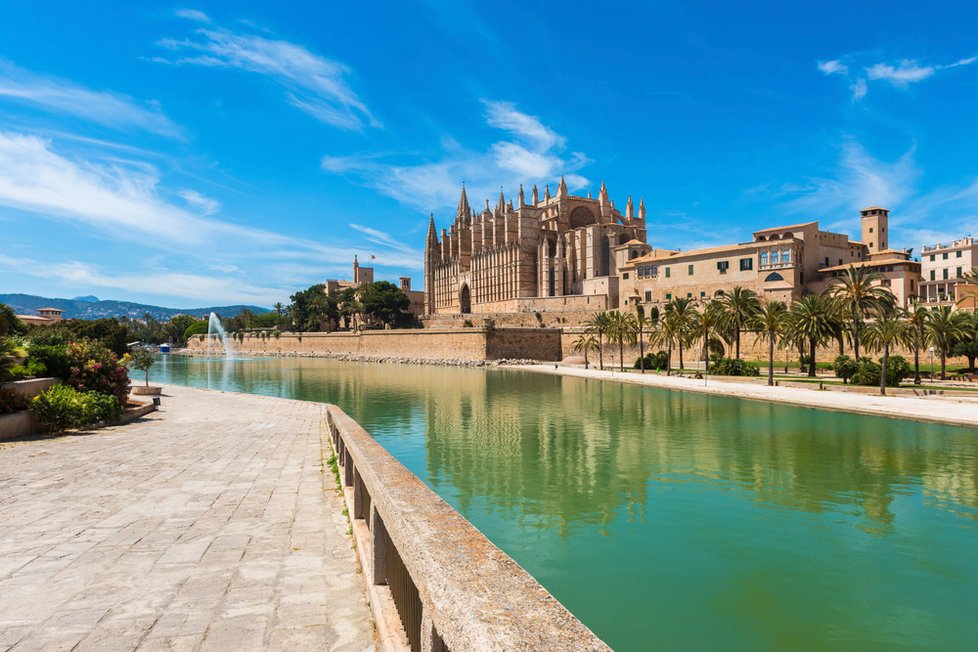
[150,355,978,651]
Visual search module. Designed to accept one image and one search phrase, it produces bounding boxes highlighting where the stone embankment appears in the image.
[179,348,542,367]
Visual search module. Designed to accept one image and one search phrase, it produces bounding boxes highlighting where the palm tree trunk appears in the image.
[913,334,921,385]
[666,344,672,376]
[735,323,741,359]
[679,341,685,369]
[808,338,817,377]
[618,337,624,372]
[768,336,774,386]
[598,335,604,370]
[880,342,889,396]
[638,325,645,373]
[852,309,860,359]
[584,349,589,370]
[940,350,947,380]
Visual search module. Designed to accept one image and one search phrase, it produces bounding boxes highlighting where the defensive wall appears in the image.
[326,404,610,651]
[187,328,563,362]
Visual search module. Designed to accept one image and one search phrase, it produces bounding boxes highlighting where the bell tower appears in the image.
[860,206,889,255]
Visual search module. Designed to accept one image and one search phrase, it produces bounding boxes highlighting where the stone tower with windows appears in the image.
[860,206,889,254]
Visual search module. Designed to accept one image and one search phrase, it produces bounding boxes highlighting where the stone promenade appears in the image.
[0,385,373,651]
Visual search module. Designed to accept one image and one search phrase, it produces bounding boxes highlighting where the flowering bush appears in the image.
[31,384,123,432]
[65,341,130,405]
[0,385,30,414]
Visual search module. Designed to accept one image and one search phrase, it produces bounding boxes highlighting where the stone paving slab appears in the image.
[0,385,374,651]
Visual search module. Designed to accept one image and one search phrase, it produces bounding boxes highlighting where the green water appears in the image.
[150,356,978,651]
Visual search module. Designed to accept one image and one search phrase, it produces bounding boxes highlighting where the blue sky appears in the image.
[1,1,976,307]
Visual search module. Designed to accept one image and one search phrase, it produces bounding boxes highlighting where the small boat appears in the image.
[159,344,171,354]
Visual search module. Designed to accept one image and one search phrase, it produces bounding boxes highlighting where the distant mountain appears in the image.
[0,293,269,321]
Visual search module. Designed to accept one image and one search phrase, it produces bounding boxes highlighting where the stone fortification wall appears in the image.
[559,328,970,369]
[187,328,563,362]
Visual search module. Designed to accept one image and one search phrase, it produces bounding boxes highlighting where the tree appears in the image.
[718,287,761,359]
[785,294,835,377]
[289,284,338,332]
[584,312,613,371]
[633,303,658,373]
[691,300,723,368]
[128,349,156,387]
[651,308,683,376]
[607,310,637,371]
[664,297,697,369]
[826,265,894,360]
[0,303,26,336]
[359,281,410,326]
[273,302,286,325]
[572,333,599,370]
[924,305,967,380]
[904,298,928,384]
[951,311,978,373]
[183,320,209,342]
[863,306,908,395]
[752,300,787,386]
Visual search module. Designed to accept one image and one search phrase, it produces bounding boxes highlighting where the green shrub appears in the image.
[31,384,123,432]
[850,356,910,387]
[28,344,72,379]
[634,351,669,370]
[0,385,30,414]
[832,355,858,384]
[0,336,17,381]
[127,349,155,387]
[463,319,474,328]
[65,341,130,405]
[884,356,911,386]
[851,358,881,387]
[709,357,760,376]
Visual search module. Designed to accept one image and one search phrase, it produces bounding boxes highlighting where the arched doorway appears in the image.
[459,284,471,314]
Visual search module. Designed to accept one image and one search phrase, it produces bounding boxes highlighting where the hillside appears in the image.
[0,293,269,321]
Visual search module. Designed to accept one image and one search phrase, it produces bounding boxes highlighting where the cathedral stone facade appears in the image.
[424,179,649,316]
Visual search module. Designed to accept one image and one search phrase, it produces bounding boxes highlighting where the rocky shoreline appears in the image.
[173,349,542,367]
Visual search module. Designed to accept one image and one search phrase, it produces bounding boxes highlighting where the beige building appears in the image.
[424,180,648,315]
[620,207,921,308]
[16,307,64,326]
[326,257,425,318]
[919,236,978,305]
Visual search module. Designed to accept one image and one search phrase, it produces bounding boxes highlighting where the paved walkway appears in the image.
[0,385,373,651]
[521,364,978,428]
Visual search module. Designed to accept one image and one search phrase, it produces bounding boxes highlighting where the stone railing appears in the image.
[325,405,610,652]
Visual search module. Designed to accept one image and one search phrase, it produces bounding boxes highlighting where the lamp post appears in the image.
[784,345,789,374]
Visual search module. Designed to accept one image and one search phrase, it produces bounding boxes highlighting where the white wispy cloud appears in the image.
[0,61,181,137]
[178,188,220,215]
[765,139,978,247]
[322,100,589,211]
[818,53,977,100]
[0,131,421,269]
[155,18,376,130]
[175,8,210,23]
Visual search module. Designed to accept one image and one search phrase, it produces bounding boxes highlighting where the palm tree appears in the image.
[651,310,682,376]
[863,306,908,395]
[607,310,638,371]
[572,333,600,370]
[904,298,928,384]
[584,312,613,371]
[826,265,894,360]
[633,303,657,373]
[664,297,697,369]
[718,287,761,359]
[752,300,787,386]
[691,300,723,368]
[925,306,967,380]
[785,294,835,377]
[273,302,285,324]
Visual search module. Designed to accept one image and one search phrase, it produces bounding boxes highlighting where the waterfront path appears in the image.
[0,385,373,652]
[523,364,978,428]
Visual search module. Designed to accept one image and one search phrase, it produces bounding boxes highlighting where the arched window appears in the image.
[764,272,784,282]
[760,252,769,266]
[771,250,780,264]
[782,249,791,264]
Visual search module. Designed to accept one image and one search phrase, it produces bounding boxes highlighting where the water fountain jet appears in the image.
[207,312,234,358]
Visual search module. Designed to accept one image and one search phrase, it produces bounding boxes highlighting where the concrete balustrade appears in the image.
[325,405,610,652]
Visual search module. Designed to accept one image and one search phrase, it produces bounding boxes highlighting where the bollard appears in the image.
[152,397,161,406]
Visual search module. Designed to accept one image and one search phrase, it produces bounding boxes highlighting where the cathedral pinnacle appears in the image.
[638,198,646,220]
[518,183,525,207]
[457,184,470,219]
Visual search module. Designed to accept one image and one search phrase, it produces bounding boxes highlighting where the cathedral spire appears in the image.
[518,183,525,207]
[426,212,437,244]
[558,175,567,198]
[497,186,505,212]
[626,195,634,219]
[599,180,609,205]
[544,184,551,200]
[457,183,470,220]
[638,198,646,220]
[532,184,539,204]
